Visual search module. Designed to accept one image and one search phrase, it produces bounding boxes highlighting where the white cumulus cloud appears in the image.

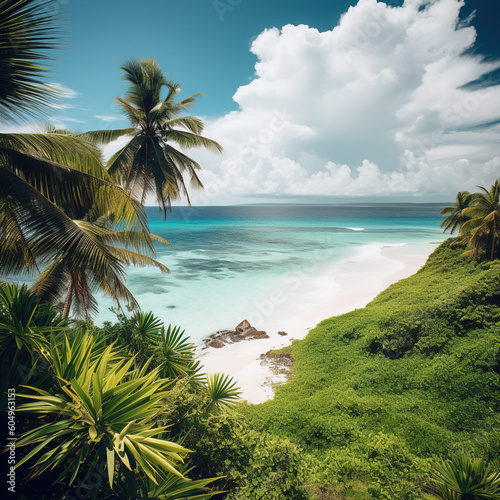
[188,0,500,205]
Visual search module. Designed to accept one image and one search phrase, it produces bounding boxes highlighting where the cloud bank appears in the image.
[190,0,500,204]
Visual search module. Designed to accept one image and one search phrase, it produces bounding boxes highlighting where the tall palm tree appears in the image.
[0,0,61,122]
[440,191,473,234]
[1,2,166,316]
[0,132,169,317]
[106,59,223,213]
[460,180,500,261]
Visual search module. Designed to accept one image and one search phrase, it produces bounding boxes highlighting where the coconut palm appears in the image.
[106,59,223,213]
[30,215,171,318]
[460,180,500,261]
[440,191,473,234]
[0,0,61,122]
[1,2,164,315]
[0,128,173,318]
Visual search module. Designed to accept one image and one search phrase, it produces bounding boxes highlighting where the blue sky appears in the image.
[51,0,384,125]
[50,0,499,128]
[18,0,500,203]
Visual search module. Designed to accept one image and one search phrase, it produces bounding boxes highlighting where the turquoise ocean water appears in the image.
[91,204,447,345]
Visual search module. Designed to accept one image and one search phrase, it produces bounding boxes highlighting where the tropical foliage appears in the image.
[242,241,500,498]
[0,283,243,499]
[441,180,500,261]
[0,0,61,121]
[16,342,189,488]
[106,59,223,213]
[440,191,473,234]
[428,451,500,499]
[0,3,245,498]
[460,180,500,261]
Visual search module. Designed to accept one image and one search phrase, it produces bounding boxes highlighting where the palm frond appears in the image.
[164,116,205,134]
[106,133,145,179]
[165,129,223,153]
[103,229,171,253]
[0,132,107,176]
[205,373,241,412]
[107,246,170,274]
[0,0,63,122]
[73,128,135,145]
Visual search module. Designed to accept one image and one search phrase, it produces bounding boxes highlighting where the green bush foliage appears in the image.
[243,240,500,498]
[161,380,308,498]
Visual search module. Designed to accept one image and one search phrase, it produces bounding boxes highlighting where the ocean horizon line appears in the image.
[145,201,450,208]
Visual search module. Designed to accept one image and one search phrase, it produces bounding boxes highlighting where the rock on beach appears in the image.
[204,320,270,349]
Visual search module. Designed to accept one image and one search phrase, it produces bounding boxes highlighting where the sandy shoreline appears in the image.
[196,241,440,405]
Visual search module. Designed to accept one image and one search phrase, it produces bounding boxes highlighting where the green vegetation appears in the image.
[242,240,500,498]
[0,285,231,498]
[1,286,307,499]
[2,2,500,498]
[428,452,500,499]
[106,59,223,214]
[441,181,500,261]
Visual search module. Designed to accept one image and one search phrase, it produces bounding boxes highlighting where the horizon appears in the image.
[146,200,450,208]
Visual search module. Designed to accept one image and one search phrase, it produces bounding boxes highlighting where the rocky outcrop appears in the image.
[204,320,270,349]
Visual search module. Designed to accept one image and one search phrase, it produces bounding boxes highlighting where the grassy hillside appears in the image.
[243,240,500,499]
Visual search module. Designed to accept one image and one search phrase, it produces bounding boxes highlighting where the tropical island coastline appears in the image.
[198,240,440,404]
[2,0,500,498]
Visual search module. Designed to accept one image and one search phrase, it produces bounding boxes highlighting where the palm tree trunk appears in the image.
[62,280,73,318]
[491,234,496,261]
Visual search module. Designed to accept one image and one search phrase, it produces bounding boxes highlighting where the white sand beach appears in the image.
[196,242,439,405]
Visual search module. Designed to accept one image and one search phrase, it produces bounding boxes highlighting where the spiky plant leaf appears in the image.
[428,451,500,499]
[205,373,241,412]
[158,324,197,380]
[16,337,189,488]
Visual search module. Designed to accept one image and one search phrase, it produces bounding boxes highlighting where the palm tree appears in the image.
[1,2,171,316]
[0,0,61,122]
[440,191,473,234]
[106,59,223,213]
[0,132,170,317]
[460,180,500,261]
